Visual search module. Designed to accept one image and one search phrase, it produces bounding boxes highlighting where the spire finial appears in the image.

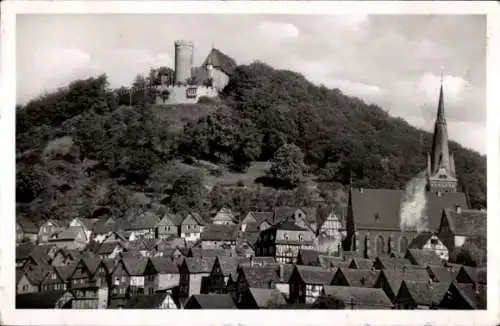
[440,65,444,85]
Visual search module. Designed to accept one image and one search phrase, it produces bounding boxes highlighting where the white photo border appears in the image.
[1,1,499,325]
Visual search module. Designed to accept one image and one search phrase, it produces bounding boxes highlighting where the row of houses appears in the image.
[16,244,486,310]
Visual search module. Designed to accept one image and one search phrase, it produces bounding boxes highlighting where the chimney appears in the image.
[455,206,462,214]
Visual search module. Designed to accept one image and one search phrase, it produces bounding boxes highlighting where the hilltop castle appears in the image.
[153,40,237,105]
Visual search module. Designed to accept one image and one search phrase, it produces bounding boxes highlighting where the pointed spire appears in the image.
[437,66,446,124]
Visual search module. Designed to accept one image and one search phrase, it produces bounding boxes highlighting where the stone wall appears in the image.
[154,85,218,105]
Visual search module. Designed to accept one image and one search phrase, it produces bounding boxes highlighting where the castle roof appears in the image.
[202,48,237,76]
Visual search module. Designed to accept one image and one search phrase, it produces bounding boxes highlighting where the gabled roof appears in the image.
[294,265,335,285]
[248,288,287,308]
[426,266,459,283]
[374,257,414,270]
[350,188,467,231]
[239,265,279,288]
[202,48,237,76]
[318,255,350,270]
[408,232,433,249]
[72,217,95,230]
[271,221,309,232]
[254,212,274,225]
[16,290,72,309]
[189,248,234,258]
[399,280,449,306]
[22,265,52,285]
[183,212,204,226]
[49,226,85,241]
[149,257,179,274]
[348,258,374,270]
[123,292,176,309]
[185,294,237,309]
[200,224,239,241]
[297,249,322,266]
[272,207,297,224]
[457,266,486,284]
[17,218,38,234]
[405,249,443,267]
[214,256,249,280]
[451,282,487,309]
[183,257,216,274]
[97,242,124,255]
[239,257,277,268]
[335,268,380,287]
[379,268,430,297]
[298,207,319,225]
[54,265,76,281]
[16,242,35,261]
[92,219,119,234]
[321,286,392,308]
[157,212,184,227]
[29,246,54,266]
[212,208,236,222]
[121,256,148,276]
[442,208,486,237]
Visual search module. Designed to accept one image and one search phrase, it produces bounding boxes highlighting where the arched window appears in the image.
[399,236,409,254]
[298,233,304,241]
[375,235,385,255]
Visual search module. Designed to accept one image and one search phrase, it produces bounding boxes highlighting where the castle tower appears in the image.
[174,40,194,85]
[426,68,457,194]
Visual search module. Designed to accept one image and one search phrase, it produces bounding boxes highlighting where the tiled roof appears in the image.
[452,283,487,309]
[443,208,486,237]
[122,256,148,276]
[294,265,335,285]
[379,269,430,297]
[272,207,297,224]
[400,280,449,306]
[50,226,84,241]
[405,249,443,267]
[254,212,273,225]
[297,249,322,266]
[185,294,237,309]
[184,257,216,274]
[17,218,38,233]
[348,258,374,269]
[457,266,486,284]
[271,221,309,232]
[213,208,236,222]
[97,242,123,255]
[202,48,237,76]
[240,266,279,288]
[298,207,318,225]
[75,217,95,230]
[16,290,71,309]
[16,242,35,260]
[248,288,287,308]
[321,286,392,308]
[55,265,76,281]
[375,257,413,270]
[123,292,175,309]
[200,224,239,241]
[23,265,52,285]
[29,246,54,266]
[408,232,433,249]
[426,266,458,283]
[102,259,116,273]
[350,188,467,231]
[157,212,184,227]
[92,219,119,234]
[149,257,179,274]
[190,248,234,258]
[336,268,380,287]
[216,256,249,280]
[318,255,350,270]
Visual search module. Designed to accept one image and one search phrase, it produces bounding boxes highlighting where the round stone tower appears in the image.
[174,40,194,85]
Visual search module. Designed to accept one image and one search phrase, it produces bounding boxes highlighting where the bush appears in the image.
[197,96,217,105]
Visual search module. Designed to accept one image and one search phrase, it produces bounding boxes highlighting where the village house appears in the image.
[178,257,216,300]
[438,207,487,254]
[234,265,280,304]
[122,292,178,309]
[91,217,120,243]
[38,220,66,244]
[40,266,74,292]
[238,287,287,309]
[50,248,81,267]
[208,256,248,294]
[408,232,449,261]
[156,212,183,239]
[331,268,380,288]
[184,294,237,309]
[288,265,335,304]
[180,212,205,243]
[69,217,95,241]
[16,218,39,244]
[109,256,148,307]
[124,211,160,240]
[46,226,88,250]
[373,268,431,303]
[96,241,126,260]
[200,224,239,249]
[255,221,315,264]
[23,245,58,269]
[143,257,180,294]
[212,207,237,225]
[16,290,75,309]
[314,286,392,309]
[395,280,449,309]
[17,265,51,294]
[69,255,108,309]
[296,249,324,266]
[272,264,295,301]
[316,208,343,240]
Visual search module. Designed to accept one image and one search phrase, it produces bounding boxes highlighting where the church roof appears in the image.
[202,48,237,76]
[442,208,486,237]
[349,188,467,232]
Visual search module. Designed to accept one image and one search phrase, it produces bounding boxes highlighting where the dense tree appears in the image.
[168,169,206,213]
[16,164,49,203]
[268,143,306,188]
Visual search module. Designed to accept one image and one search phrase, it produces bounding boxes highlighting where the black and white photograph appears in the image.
[1,1,498,325]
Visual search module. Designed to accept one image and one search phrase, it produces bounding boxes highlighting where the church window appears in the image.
[399,236,409,254]
[298,233,304,241]
[375,235,385,255]
[284,233,289,241]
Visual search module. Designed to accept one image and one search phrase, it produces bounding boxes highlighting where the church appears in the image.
[343,77,468,258]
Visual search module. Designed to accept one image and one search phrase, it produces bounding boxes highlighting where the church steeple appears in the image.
[426,66,457,194]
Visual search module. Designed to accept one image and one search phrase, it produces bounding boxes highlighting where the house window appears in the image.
[121,276,127,282]
[51,273,57,280]
[22,285,28,291]
[430,238,438,245]
[284,233,289,241]
[298,234,304,241]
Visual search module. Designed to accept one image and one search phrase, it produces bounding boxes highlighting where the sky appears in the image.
[16,14,486,154]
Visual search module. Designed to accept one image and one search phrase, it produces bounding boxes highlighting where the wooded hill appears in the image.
[15,61,486,225]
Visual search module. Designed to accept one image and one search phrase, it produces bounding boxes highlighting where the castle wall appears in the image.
[175,40,194,85]
[154,85,219,105]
